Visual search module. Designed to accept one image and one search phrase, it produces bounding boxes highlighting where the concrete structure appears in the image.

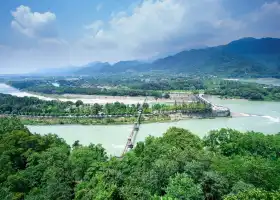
[196,94,231,117]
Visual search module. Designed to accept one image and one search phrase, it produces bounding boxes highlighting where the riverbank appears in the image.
[26,91,176,104]
[2,82,279,104]
[16,113,223,126]
[216,95,280,102]
[18,115,172,125]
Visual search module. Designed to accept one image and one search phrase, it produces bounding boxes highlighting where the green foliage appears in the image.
[9,80,165,98]
[0,92,212,126]
[162,127,203,150]
[211,155,280,191]
[165,173,203,200]
[75,100,84,107]
[201,171,229,200]
[205,80,280,101]
[204,128,280,159]
[224,189,280,200]
[1,118,280,200]
[152,102,212,114]
[70,144,107,181]
[0,117,27,135]
[230,181,255,194]
[0,118,73,199]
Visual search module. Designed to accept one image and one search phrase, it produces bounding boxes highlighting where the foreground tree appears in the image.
[1,118,280,200]
[224,188,280,200]
[165,173,203,200]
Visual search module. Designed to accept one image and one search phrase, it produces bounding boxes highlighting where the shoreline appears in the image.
[15,114,225,126]
[9,88,175,105]
[2,83,279,103]
[22,90,280,103]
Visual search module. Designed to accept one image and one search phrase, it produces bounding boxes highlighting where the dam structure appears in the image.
[196,94,231,117]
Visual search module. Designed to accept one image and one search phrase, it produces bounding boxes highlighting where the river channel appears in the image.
[1,83,280,156]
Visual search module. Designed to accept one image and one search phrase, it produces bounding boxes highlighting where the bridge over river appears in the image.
[120,94,231,157]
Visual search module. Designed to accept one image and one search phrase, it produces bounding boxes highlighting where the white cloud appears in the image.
[84,20,104,35]
[2,1,280,73]
[81,0,243,61]
[11,5,57,38]
[80,0,280,62]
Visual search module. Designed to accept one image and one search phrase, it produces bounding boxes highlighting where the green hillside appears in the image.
[152,37,280,77]
[95,38,280,77]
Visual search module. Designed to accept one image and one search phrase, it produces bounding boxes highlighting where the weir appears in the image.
[196,94,231,117]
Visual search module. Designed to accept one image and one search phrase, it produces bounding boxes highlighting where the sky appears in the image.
[0,0,280,74]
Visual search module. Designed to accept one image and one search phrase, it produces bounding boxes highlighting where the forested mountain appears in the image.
[28,37,280,77]
[75,37,280,77]
[1,117,280,199]
[98,61,151,73]
[75,62,111,75]
[151,37,280,77]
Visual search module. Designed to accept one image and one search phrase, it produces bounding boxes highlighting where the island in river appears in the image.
[0,83,230,125]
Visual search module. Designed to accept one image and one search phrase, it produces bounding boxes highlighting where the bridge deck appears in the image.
[121,97,147,157]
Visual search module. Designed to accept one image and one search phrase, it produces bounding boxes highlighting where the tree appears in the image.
[70,144,107,181]
[230,181,255,194]
[165,173,203,200]
[224,189,280,200]
[72,140,81,148]
[75,100,84,107]
[201,171,229,200]
[1,117,280,200]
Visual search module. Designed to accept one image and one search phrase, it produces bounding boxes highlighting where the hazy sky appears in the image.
[0,0,280,74]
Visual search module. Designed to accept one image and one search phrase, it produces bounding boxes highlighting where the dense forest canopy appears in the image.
[1,117,280,199]
[204,80,280,101]
[8,79,168,98]
[7,76,206,97]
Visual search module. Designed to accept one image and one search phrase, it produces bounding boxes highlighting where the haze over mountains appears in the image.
[34,37,280,77]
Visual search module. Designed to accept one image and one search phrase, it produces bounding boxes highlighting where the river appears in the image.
[1,83,280,156]
[0,83,171,104]
[224,78,280,86]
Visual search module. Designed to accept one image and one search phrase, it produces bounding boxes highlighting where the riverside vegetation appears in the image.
[0,93,211,125]
[1,117,280,199]
[7,75,280,101]
[204,80,280,101]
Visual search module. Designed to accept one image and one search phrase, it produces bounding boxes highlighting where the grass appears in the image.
[20,115,172,125]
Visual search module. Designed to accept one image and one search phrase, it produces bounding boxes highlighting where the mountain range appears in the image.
[35,37,280,78]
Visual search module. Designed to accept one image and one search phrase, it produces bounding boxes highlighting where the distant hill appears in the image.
[224,37,280,54]
[33,37,280,77]
[151,37,280,77]
[94,37,280,77]
[75,62,110,75]
[99,61,151,73]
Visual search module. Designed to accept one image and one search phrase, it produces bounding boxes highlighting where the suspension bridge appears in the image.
[119,94,230,157]
[121,97,147,157]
